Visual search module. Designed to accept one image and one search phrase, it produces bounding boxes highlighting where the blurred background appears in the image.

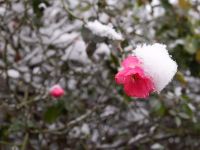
[0,0,199,149]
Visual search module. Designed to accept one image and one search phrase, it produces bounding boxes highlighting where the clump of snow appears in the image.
[107,0,118,5]
[133,43,177,92]
[151,143,164,150]
[168,0,178,5]
[0,7,6,16]
[85,20,123,41]
[94,43,110,60]
[174,86,182,96]
[81,123,90,135]
[7,69,20,79]
[100,105,117,118]
[38,3,47,10]
[99,13,110,23]
[61,39,89,64]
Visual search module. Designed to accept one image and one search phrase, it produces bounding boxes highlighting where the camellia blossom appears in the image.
[115,56,155,98]
[115,43,177,98]
[49,84,65,98]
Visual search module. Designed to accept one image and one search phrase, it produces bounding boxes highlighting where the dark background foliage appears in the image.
[0,0,199,149]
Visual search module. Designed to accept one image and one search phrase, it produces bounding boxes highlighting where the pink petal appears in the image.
[115,69,127,84]
[124,67,144,76]
[115,67,143,84]
[124,72,154,99]
[122,56,140,68]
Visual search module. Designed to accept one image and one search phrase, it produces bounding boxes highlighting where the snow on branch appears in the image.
[85,20,123,41]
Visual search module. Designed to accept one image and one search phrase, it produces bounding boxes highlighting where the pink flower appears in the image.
[115,56,155,98]
[49,85,65,98]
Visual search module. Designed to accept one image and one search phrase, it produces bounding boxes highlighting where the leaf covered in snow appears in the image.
[85,20,123,41]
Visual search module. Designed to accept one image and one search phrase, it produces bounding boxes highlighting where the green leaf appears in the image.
[123,94,133,102]
[0,125,9,139]
[160,0,173,10]
[189,59,200,77]
[196,50,200,63]
[185,36,198,54]
[80,4,91,12]
[44,101,66,123]
[151,99,167,117]
[32,0,49,18]
[86,42,97,59]
[9,120,24,133]
[110,53,120,67]
[175,71,187,85]
[97,0,107,8]
[178,112,190,119]
[182,103,194,117]
[175,116,181,127]
[32,0,43,18]
[169,110,177,116]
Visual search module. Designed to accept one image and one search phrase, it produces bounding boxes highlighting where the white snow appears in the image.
[94,43,110,60]
[168,0,178,5]
[30,55,43,65]
[107,0,118,5]
[0,7,6,16]
[7,69,20,79]
[85,20,123,41]
[174,86,182,96]
[99,13,110,23]
[151,143,164,150]
[100,105,117,118]
[38,3,47,10]
[133,43,177,92]
[81,123,90,135]
[61,39,89,64]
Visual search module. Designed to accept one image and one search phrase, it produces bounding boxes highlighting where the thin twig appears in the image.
[21,133,29,150]
[31,108,96,135]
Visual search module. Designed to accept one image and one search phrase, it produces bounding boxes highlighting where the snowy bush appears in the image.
[0,0,199,149]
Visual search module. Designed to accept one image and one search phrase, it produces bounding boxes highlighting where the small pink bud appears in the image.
[49,85,65,98]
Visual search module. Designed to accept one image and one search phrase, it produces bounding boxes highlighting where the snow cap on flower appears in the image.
[133,43,177,92]
[115,43,177,98]
[49,84,65,98]
[85,20,123,41]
